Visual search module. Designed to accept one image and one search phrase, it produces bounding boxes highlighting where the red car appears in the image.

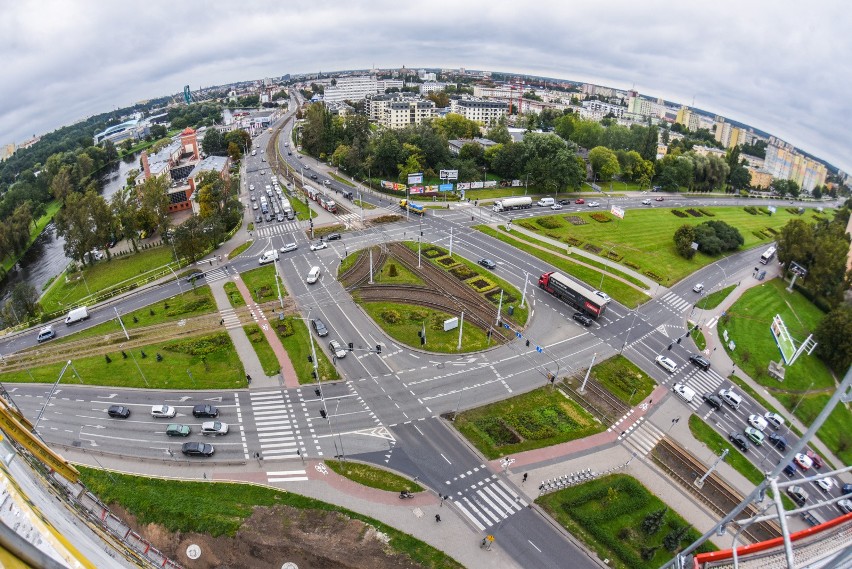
[806,449,824,469]
[575,198,585,204]
[655,196,664,202]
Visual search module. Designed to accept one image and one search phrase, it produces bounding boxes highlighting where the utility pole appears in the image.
[114,307,129,340]
[695,448,729,488]
[579,353,597,394]
[496,289,503,325]
[520,273,528,308]
[457,311,464,351]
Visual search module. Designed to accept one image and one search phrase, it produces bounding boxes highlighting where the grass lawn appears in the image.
[698,284,737,310]
[590,355,657,405]
[2,332,245,390]
[691,327,707,351]
[352,199,376,210]
[337,248,362,277]
[455,386,604,459]
[228,240,252,259]
[79,467,461,569]
[687,415,764,487]
[477,225,650,308]
[328,171,355,187]
[513,206,822,285]
[325,461,424,493]
[375,259,425,285]
[774,392,851,466]
[241,264,286,302]
[40,246,178,314]
[290,193,317,220]
[406,241,529,326]
[272,316,339,383]
[361,301,491,353]
[50,287,216,345]
[222,282,246,307]
[244,324,280,375]
[537,475,715,569]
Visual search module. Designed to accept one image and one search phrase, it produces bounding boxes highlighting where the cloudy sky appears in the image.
[2,1,849,173]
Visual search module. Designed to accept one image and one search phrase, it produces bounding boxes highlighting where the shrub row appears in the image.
[671,210,688,218]
[644,271,664,282]
[536,217,564,230]
[744,206,758,215]
[698,209,715,217]
[589,213,612,223]
[565,216,587,226]
[166,333,231,356]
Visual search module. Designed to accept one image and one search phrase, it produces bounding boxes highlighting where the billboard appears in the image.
[408,173,423,184]
[439,183,454,192]
[440,169,459,180]
[610,205,625,219]
[381,181,406,192]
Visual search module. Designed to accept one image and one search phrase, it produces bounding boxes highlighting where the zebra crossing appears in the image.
[619,417,666,456]
[679,367,727,411]
[249,390,309,461]
[266,469,309,484]
[658,291,693,314]
[446,467,528,531]
[219,307,241,330]
[253,221,303,237]
[337,212,362,227]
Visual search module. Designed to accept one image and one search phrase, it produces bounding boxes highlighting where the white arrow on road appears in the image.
[166,396,193,402]
[204,396,223,402]
[96,394,118,399]
[78,438,99,447]
[82,424,106,430]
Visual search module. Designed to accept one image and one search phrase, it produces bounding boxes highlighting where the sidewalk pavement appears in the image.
[688,264,844,470]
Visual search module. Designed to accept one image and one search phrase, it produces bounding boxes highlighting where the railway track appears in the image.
[340,246,388,291]
[653,437,782,544]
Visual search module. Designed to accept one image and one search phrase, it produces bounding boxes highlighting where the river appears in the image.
[0,154,140,301]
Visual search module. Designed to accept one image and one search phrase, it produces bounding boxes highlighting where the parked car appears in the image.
[768,432,788,451]
[478,258,496,270]
[311,319,329,337]
[151,405,176,419]
[729,432,750,452]
[107,405,131,419]
[654,355,677,373]
[575,198,585,204]
[572,312,593,327]
[744,426,765,446]
[192,404,219,418]
[254,214,262,223]
[249,184,255,191]
[702,393,722,410]
[748,414,768,431]
[201,421,229,436]
[181,442,215,457]
[166,424,191,437]
[329,340,347,359]
[310,241,328,251]
[689,354,711,371]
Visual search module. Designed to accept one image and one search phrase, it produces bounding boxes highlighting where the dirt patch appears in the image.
[111,503,426,569]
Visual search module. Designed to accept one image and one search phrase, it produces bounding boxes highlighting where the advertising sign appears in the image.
[439,183,454,192]
[457,182,471,190]
[610,205,625,219]
[440,169,459,180]
[408,173,424,185]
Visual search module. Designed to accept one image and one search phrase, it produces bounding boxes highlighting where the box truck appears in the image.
[65,306,89,325]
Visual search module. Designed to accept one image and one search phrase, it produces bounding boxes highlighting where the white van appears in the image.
[258,250,279,265]
[537,197,555,207]
[672,382,696,403]
[306,266,321,284]
[719,388,742,410]
[65,306,89,325]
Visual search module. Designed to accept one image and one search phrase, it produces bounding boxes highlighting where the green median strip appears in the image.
[244,324,280,375]
[325,461,423,493]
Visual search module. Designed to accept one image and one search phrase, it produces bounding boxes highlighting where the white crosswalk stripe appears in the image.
[679,367,727,410]
[254,221,303,237]
[620,419,665,456]
[659,291,693,313]
[249,390,309,461]
[449,474,527,529]
[219,307,241,329]
[266,469,309,483]
[202,266,231,283]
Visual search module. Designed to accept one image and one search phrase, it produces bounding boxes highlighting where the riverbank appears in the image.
[0,199,62,279]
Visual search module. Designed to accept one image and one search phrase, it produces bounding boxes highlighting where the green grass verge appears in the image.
[405,241,529,326]
[477,225,650,308]
[590,355,657,404]
[272,316,339,383]
[328,171,355,187]
[687,416,763,486]
[726,375,802,438]
[51,287,216,345]
[3,332,245,389]
[78,467,462,569]
[325,461,424,493]
[40,246,177,314]
[537,474,716,569]
[774,392,851,466]
[375,260,426,285]
[337,249,363,278]
[360,301,491,353]
[244,324,280,375]
[290,192,317,220]
[241,264,286,302]
[228,241,252,259]
[698,284,736,310]
[513,206,813,285]
[222,282,246,308]
[691,327,707,351]
[455,386,604,459]
[352,199,376,210]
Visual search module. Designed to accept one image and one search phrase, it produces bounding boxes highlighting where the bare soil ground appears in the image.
[112,503,428,569]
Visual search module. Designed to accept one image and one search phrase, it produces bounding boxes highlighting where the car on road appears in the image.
[689,354,711,371]
[192,404,219,418]
[312,318,329,337]
[815,476,836,492]
[310,173,318,180]
[326,233,342,241]
[258,250,279,264]
[843,483,852,495]
[280,242,298,253]
[254,214,262,223]
[550,203,563,210]
[323,180,331,186]
[185,271,204,284]
[587,201,600,207]
[252,202,258,210]
[748,414,769,431]
[787,485,809,507]
[478,258,496,270]
[729,432,750,452]
[559,199,572,205]
[572,312,593,327]
[329,340,347,359]
[310,241,328,251]
[655,196,664,202]
[783,463,797,476]
[166,424,191,437]
[838,499,852,514]
[794,453,813,470]
[250,194,256,201]
[764,412,785,430]
[744,426,765,446]
[107,405,131,419]
[692,283,704,293]
[287,151,292,155]
[594,290,611,303]
[201,421,229,436]
[641,199,652,205]
[151,405,177,418]
[768,432,788,451]
[806,449,824,469]
[249,184,255,191]
[181,442,215,457]
[575,198,585,204]
[702,392,722,410]
[672,382,696,403]
[37,325,56,343]
[654,355,677,373]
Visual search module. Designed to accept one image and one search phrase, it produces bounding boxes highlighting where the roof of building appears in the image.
[180,127,196,136]
[189,156,229,179]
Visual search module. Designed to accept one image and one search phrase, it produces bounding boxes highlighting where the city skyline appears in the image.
[2,0,849,174]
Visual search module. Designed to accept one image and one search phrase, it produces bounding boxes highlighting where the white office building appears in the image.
[323,76,378,102]
[449,99,508,124]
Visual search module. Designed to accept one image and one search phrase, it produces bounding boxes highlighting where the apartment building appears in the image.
[449,99,508,124]
[764,140,828,192]
[580,100,627,120]
[420,82,449,94]
[676,106,701,132]
[376,79,404,92]
[323,75,378,102]
[381,100,436,129]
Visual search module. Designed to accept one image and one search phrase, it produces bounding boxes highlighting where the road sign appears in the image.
[440,169,458,180]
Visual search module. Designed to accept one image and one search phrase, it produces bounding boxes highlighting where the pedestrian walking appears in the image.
[435,514,441,523]
[220,318,224,325]
[522,473,528,483]
[439,494,444,507]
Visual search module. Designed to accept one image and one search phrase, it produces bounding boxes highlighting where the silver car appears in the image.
[201,421,229,436]
[329,340,347,359]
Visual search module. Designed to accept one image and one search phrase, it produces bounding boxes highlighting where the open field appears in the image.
[454,386,604,459]
[537,474,715,569]
[513,206,825,284]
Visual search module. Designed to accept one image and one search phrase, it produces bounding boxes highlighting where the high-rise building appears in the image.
[627,96,652,116]
[450,99,509,124]
[323,76,378,102]
[676,106,700,132]
[764,141,828,192]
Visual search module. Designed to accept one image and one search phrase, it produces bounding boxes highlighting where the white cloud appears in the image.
[1,0,849,172]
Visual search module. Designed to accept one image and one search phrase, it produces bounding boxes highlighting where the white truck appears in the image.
[492,196,533,212]
[64,306,89,325]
